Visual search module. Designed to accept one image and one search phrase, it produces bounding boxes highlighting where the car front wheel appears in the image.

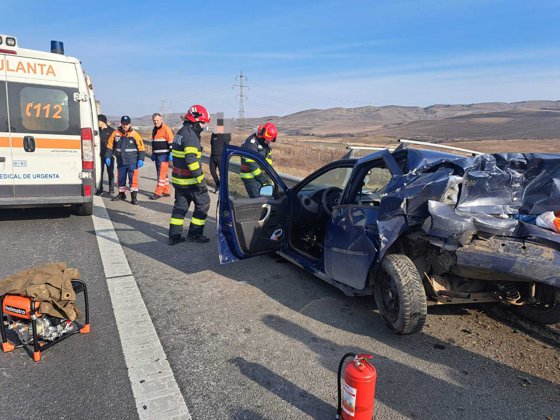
[516,284,560,324]
[374,254,427,335]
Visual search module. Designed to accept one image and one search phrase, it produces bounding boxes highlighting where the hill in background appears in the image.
[109,100,560,143]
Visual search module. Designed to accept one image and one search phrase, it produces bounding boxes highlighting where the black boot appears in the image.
[187,233,210,243]
[131,191,139,205]
[112,192,126,201]
[168,236,186,245]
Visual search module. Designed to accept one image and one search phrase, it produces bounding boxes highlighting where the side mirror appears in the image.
[259,185,274,197]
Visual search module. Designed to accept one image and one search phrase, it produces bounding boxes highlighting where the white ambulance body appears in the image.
[0,35,100,216]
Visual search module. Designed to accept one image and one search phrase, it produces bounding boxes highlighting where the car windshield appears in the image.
[300,166,354,192]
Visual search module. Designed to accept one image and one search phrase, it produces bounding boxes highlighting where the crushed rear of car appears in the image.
[373,147,560,333]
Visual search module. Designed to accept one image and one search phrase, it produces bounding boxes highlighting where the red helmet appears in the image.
[257,122,278,143]
[184,105,210,123]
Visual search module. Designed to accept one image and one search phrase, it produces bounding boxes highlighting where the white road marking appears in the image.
[92,196,191,419]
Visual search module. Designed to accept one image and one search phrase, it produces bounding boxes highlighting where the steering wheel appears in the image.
[321,187,343,215]
[298,193,320,214]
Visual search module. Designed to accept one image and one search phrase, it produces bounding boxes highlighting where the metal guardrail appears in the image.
[398,139,483,156]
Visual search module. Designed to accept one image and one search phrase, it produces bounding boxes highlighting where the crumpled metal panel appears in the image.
[375,149,560,258]
[457,153,560,215]
[422,201,476,246]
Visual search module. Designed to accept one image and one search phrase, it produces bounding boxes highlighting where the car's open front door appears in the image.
[218,145,289,264]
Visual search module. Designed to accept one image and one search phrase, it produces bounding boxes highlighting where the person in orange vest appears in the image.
[105,116,145,205]
[149,113,174,200]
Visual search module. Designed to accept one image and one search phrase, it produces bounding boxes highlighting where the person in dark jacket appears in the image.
[209,119,231,190]
[240,122,277,198]
[168,105,212,245]
[95,114,115,195]
[105,116,145,205]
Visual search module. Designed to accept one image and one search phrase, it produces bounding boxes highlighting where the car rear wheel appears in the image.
[516,285,560,324]
[374,254,427,335]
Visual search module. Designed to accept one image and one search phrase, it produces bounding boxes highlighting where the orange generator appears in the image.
[1,280,90,362]
[336,353,377,420]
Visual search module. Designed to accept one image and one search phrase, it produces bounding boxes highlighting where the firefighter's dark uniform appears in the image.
[168,121,210,243]
[240,134,272,198]
[106,127,145,195]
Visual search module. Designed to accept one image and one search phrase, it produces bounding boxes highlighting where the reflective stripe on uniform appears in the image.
[154,149,169,153]
[172,150,185,158]
[124,148,137,152]
[187,161,200,171]
[171,175,205,185]
[190,217,206,226]
[152,138,167,142]
[266,158,273,165]
[170,217,184,226]
[240,167,262,179]
[184,146,199,155]
[244,158,256,163]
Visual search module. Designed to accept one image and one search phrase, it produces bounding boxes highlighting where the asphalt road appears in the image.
[0,162,559,419]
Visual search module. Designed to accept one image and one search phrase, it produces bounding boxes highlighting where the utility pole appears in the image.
[160,96,168,122]
[233,70,249,131]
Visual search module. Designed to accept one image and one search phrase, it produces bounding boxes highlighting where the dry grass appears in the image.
[142,128,560,182]
[200,132,347,177]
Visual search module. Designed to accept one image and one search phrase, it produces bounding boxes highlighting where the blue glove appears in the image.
[150,154,155,161]
[137,160,144,168]
[105,158,111,167]
[169,155,173,163]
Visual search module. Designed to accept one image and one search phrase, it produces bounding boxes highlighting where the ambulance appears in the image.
[0,35,100,216]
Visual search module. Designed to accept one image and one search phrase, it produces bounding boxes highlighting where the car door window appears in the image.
[353,162,392,205]
[228,153,274,199]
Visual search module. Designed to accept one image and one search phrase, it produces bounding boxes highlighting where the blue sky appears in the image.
[2,0,559,118]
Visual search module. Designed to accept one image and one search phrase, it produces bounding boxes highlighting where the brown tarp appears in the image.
[0,262,82,321]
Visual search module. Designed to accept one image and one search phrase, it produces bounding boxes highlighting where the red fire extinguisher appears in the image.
[336,352,377,420]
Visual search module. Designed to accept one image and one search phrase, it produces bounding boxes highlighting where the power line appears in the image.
[233,70,249,130]
[160,96,168,121]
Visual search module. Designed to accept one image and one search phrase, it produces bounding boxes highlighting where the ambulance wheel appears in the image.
[374,254,427,335]
[76,202,93,216]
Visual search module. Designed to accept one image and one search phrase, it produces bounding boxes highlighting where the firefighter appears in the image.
[105,116,145,205]
[168,105,211,245]
[149,113,174,200]
[95,114,115,196]
[240,122,277,198]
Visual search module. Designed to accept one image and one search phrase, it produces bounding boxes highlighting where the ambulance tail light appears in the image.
[81,128,94,170]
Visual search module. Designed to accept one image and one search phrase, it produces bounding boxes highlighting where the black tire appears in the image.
[76,201,93,216]
[374,254,427,335]
[516,285,560,324]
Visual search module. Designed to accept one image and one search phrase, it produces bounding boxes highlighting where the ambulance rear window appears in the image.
[7,82,80,135]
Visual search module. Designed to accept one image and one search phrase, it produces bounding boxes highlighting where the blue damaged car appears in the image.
[218,143,560,334]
